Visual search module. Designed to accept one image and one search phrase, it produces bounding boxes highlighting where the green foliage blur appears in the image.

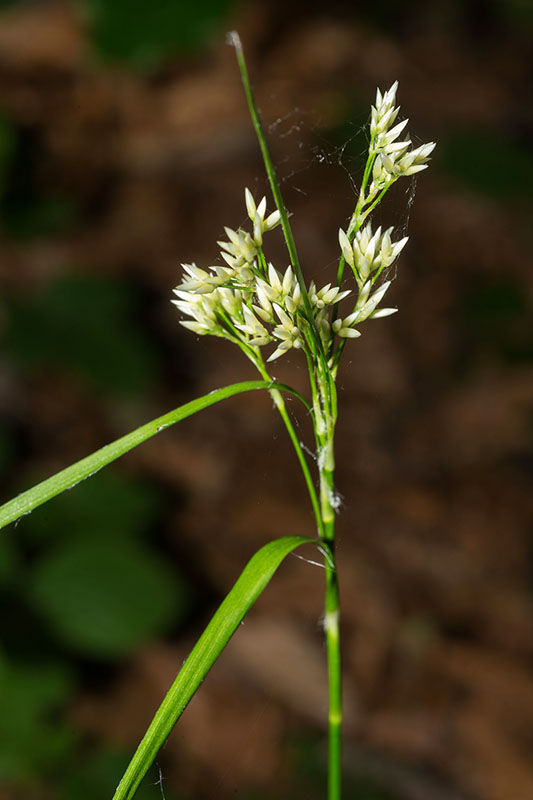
[4,274,161,396]
[0,2,240,795]
[84,0,236,70]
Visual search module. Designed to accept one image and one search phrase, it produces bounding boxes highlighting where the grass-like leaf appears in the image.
[112,535,317,800]
[0,380,309,532]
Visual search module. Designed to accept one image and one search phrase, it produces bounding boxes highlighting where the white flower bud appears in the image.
[338,228,354,266]
[369,307,398,319]
[264,210,281,231]
[243,188,281,244]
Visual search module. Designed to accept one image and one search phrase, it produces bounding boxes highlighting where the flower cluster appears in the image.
[173,82,434,365]
[339,224,408,286]
[173,187,409,357]
[173,189,354,362]
[369,81,436,190]
[331,223,406,338]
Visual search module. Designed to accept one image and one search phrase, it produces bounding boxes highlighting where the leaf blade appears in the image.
[0,380,309,531]
[112,535,317,800]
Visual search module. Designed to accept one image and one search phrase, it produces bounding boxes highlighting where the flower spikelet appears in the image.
[172,290,220,336]
[268,304,304,361]
[369,81,436,186]
[175,263,229,294]
[244,188,281,245]
[218,227,258,270]
[235,306,272,346]
[254,264,298,321]
[339,224,408,286]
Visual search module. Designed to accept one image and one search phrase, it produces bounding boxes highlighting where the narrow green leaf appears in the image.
[113,535,317,800]
[0,380,309,532]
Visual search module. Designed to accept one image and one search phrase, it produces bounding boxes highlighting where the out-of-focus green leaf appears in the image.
[440,130,533,197]
[461,280,533,364]
[463,282,526,321]
[498,0,533,27]
[0,658,75,779]
[2,195,78,239]
[0,536,18,586]
[84,0,235,70]
[4,274,160,395]
[0,424,15,478]
[0,121,79,239]
[30,539,186,658]
[19,470,164,544]
[0,112,15,194]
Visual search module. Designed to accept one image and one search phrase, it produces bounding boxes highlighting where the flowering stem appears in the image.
[257,245,269,274]
[359,179,394,222]
[325,564,342,800]
[171,69,434,800]
[335,145,375,289]
[315,369,342,800]
[330,155,376,348]
[253,356,324,538]
[359,150,377,207]
[275,392,324,538]
[322,476,342,800]
[259,319,343,800]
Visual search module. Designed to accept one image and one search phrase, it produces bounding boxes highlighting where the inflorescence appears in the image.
[173,82,434,367]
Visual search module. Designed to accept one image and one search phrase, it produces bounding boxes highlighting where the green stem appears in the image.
[231,31,343,798]
[261,346,342,800]
[257,245,268,274]
[253,357,324,539]
[359,179,394,222]
[325,564,342,800]
[302,345,324,458]
[230,32,326,365]
[358,150,376,209]
[335,142,375,290]
[315,371,342,800]
[321,486,342,800]
[276,392,323,538]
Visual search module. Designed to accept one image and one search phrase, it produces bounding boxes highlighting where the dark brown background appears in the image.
[0,1,531,798]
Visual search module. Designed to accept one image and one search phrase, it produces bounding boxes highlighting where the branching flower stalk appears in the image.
[168,33,436,800]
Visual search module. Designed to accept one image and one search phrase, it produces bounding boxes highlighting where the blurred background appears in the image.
[0,0,532,798]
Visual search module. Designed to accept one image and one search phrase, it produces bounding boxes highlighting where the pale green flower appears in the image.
[218,227,258,269]
[175,263,229,294]
[339,224,408,286]
[308,282,350,310]
[268,303,304,361]
[172,290,220,335]
[235,306,272,347]
[244,188,281,245]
